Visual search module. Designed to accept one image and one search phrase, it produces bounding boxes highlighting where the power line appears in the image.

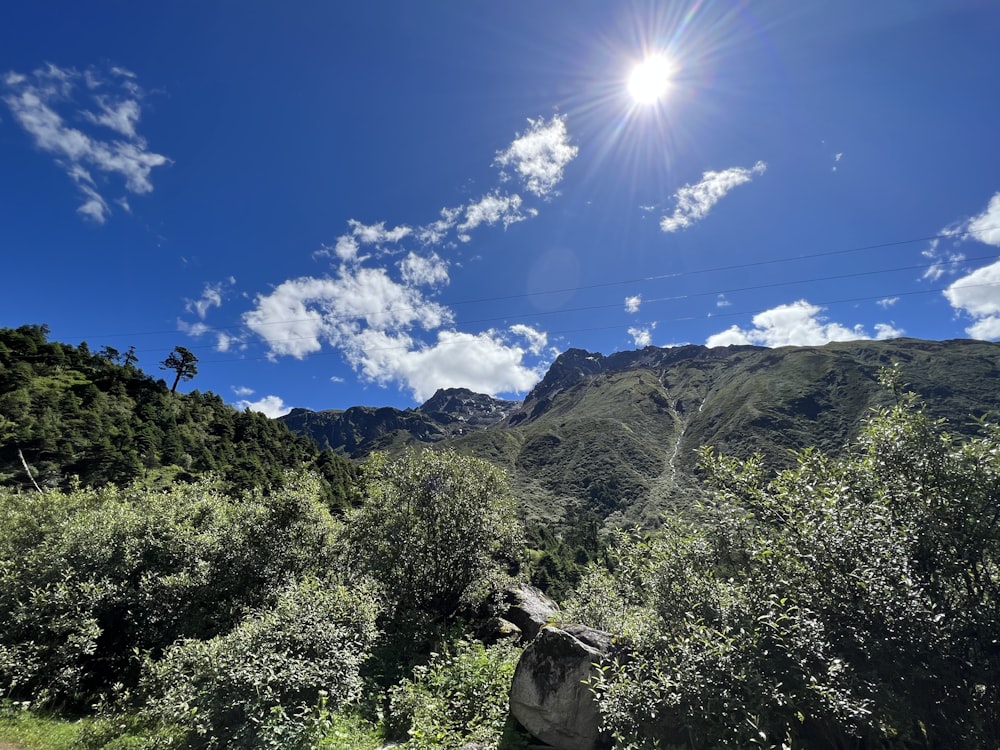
[61,225,990,343]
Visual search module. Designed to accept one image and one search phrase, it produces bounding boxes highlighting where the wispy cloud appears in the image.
[660,161,766,233]
[877,297,899,308]
[2,63,169,223]
[457,192,534,241]
[706,299,902,347]
[237,116,579,400]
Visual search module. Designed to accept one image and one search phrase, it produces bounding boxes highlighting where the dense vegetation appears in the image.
[0,449,525,748]
[2,326,999,748]
[0,324,356,504]
[567,372,1000,748]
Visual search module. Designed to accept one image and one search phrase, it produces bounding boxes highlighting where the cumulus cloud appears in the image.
[660,161,767,233]
[240,116,578,400]
[629,326,654,347]
[624,295,642,313]
[935,192,1000,339]
[235,395,293,418]
[400,251,449,286]
[343,326,551,401]
[244,268,452,360]
[494,115,578,197]
[3,63,169,222]
[706,299,901,348]
[944,259,1000,340]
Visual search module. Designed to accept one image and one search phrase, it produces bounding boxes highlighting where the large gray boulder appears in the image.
[502,583,560,642]
[509,624,613,750]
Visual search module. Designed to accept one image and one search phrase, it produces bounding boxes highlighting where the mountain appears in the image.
[0,325,356,502]
[283,338,1000,528]
[279,387,519,457]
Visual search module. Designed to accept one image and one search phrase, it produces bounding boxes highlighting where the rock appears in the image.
[509,624,613,750]
[503,583,560,642]
[478,616,522,645]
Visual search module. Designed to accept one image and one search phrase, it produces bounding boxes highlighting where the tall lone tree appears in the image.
[160,346,199,393]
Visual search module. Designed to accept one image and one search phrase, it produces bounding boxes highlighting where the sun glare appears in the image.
[627,54,674,104]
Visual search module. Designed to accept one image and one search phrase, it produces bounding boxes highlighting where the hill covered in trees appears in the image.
[0,324,355,503]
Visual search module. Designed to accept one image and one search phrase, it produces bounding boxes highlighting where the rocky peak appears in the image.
[417,387,520,427]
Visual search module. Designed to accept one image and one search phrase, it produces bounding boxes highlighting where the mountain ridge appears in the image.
[282,338,1000,527]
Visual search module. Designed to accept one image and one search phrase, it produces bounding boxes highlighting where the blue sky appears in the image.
[3,1,1000,415]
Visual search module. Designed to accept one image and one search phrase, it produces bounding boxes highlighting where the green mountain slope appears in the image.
[0,325,356,500]
[284,338,1000,528]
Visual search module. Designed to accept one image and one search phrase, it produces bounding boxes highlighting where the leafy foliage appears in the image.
[388,639,521,750]
[567,388,1000,748]
[0,473,343,708]
[345,449,524,623]
[141,577,380,749]
[0,324,357,497]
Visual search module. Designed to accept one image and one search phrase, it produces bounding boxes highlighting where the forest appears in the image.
[1,325,999,749]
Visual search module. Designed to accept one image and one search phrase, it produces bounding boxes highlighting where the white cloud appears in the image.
[243,267,452,360]
[874,322,904,340]
[706,299,897,348]
[877,297,899,308]
[716,294,731,308]
[416,206,462,245]
[400,251,449,286]
[186,282,225,320]
[494,115,578,197]
[342,326,549,401]
[943,259,1000,339]
[967,192,1000,247]
[508,324,548,355]
[235,395,292,418]
[242,117,573,400]
[921,236,966,281]
[935,194,1000,340]
[629,326,653,347]
[660,161,767,233]
[232,386,255,397]
[3,63,169,222]
[624,295,642,313]
[967,316,1000,340]
[457,192,533,241]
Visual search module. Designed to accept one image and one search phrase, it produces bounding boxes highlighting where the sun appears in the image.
[627,54,675,105]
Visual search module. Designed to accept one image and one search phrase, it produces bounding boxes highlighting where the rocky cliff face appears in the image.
[279,387,519,458]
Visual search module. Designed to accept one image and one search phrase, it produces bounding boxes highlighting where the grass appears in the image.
[0,706,84,750]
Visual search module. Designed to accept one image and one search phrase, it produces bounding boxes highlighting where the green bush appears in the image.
[0,472,343,708]
[568,391,1000,748]
[388,639,521,749]
[346,450,525,624]
[141,576,380,749]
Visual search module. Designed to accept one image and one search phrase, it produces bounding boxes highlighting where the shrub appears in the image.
[345,450,524,624]
[569,392,1000,748]
[141,576,380,749]
[388,639,521,749]
[0,472,342,708]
